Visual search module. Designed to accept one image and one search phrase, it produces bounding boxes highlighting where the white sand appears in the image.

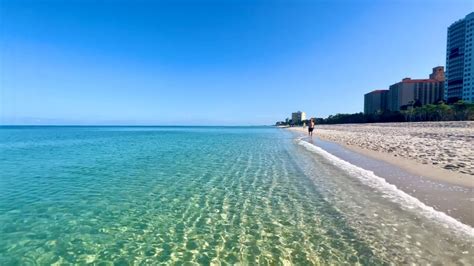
[288,121,474,186]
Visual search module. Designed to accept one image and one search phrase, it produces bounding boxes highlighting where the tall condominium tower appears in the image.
[445,12,474,103]
[291,111,306,124]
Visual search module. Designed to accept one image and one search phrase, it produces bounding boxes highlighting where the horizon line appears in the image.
[0,124,274,127]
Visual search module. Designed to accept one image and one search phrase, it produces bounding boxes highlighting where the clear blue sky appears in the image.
[1,0,473,125]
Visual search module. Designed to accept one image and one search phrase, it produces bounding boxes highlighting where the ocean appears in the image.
[0,126,472,264]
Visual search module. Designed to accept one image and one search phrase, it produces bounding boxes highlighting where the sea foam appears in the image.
[296,138,474,238]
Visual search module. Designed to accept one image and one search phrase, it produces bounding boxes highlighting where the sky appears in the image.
[1,0,473,125]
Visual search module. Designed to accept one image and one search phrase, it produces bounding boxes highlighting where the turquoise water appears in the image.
[0,126,472,265]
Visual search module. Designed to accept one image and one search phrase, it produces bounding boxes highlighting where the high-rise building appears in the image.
[364,90,388,114]
[445,12,474,103]
[414,83,445,106]
[415,66,445,106]
[387,67,445,111]
[430,66,446,81]
[291,111,306,124]
[387,79,416,112]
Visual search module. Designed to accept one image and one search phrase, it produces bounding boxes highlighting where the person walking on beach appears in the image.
[308,118,315,137]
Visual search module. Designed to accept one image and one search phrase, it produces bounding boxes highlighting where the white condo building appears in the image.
[446,12,474,103]
[291,111,306,124]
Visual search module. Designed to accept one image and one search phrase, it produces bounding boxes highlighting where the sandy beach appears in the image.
[287,121,474,187]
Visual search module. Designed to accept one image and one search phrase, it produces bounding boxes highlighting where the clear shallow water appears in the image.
[0,126,472,265]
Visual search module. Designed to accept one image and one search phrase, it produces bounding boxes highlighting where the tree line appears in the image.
[317,101,474,124]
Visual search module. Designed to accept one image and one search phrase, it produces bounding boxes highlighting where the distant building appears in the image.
[387,67,445,111]
[414,79,445,106]
[364,90,389,114]
[387,79,415,111]
[291,111,306,125]
[445,12,474,103]
[430,66,445,81]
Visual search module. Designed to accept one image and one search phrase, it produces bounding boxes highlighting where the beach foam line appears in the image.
[296,137,474,238]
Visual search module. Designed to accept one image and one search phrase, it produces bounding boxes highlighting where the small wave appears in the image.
[296,138,474,238]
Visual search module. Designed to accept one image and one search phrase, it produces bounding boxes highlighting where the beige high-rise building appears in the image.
[429,66,445,82]
[291,111,306,124]
[387,67,445,111]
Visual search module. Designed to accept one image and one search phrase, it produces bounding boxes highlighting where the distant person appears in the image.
[308,118,315,137]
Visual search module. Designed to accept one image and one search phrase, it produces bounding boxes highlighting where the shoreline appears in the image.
[287,123,473,188]
[285,125,474,226]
